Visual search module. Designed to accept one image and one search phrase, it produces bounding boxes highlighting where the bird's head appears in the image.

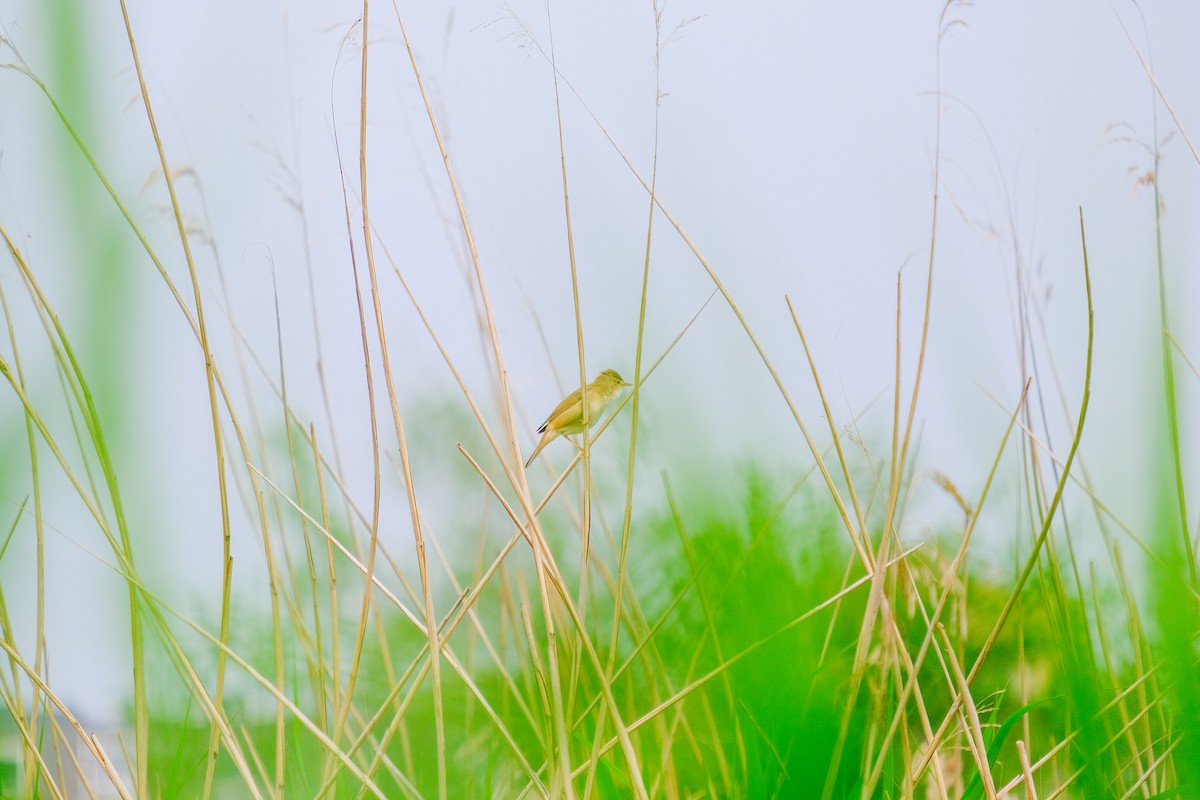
[595,369,630,391]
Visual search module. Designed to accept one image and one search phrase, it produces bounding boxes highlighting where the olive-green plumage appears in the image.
[525,369,630,468]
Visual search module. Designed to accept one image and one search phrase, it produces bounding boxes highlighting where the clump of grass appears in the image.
[1,2,1198,799]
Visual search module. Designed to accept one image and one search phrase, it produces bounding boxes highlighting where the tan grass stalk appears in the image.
[113,2,237,792]
[914,211,1094,782]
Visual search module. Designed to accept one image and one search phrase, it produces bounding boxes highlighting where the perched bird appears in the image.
[525,369,630,468]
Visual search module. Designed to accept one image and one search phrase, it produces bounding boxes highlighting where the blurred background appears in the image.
[1,0,1196,737]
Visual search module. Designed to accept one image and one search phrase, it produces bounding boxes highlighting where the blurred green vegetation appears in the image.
[123,462,1194,798]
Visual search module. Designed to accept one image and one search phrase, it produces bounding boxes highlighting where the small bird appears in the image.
[525,369,630,468]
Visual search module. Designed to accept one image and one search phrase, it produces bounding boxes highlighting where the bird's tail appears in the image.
[524,431,552,468]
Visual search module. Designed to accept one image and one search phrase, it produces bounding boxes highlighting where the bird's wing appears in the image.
[538,386,583,434]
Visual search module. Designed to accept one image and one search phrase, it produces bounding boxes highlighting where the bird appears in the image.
[525,369,630,468]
